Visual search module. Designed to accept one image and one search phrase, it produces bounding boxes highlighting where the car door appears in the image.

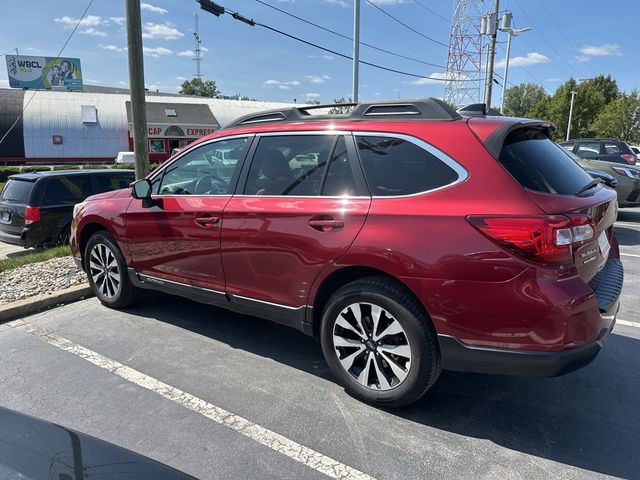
[124,136,251,292]
[221,133,371,310]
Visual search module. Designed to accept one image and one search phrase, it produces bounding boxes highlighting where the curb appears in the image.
[0,284,94,323]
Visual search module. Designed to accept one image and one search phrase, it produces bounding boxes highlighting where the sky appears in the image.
[0,0,638,105]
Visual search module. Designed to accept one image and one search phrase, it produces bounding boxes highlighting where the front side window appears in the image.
[355,135,459,196]
[153,137,248,195]
[244,135,335,196]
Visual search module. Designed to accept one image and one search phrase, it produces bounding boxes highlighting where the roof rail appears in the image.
[228,98,461,128]
[457,103,502,116]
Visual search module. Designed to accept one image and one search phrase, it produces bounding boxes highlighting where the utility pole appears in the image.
[352,0,360,103]
[483,0,499,109]
[566,90,577,141]
[499,12,531,114]
[194,13,203,78]
[125,0,149,179]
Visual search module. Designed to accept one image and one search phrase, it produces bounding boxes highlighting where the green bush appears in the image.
[0,166,51,182]
[52,165,81,170]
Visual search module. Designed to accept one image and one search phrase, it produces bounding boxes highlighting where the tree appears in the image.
[328,97,354,114]
[591,90,640,143]
[503,83,548,117]
[179,77,219,97]
[528,75,620,140]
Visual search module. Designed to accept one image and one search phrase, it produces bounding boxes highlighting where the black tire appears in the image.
[84,231,141,308]
[57,225,71,246]
[320,277,441,407]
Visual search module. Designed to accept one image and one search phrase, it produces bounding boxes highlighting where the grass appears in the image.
[0,245,71,273]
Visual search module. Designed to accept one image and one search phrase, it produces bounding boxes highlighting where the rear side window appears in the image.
[94,173,135,193]
[355,135,458,196]
[1,179,33,203]
[576,142,600,158]
[499,130,593,195]
[43,176,92,205]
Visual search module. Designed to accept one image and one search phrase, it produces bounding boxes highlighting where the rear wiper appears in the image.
[576,178,602,196]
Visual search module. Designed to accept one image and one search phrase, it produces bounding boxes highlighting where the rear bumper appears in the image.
[439,322,613,377]
[0,229,26,246]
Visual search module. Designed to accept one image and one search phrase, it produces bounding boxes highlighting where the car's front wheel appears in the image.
[85,231,141,308]
[320,277,441,407]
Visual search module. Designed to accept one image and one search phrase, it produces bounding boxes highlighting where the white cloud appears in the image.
[406,72,450,85]
[143,46,173,57]
[176,76,188,81]
[373,92,382,96]
[307,54,334,61]
[305,93,321,99]
[118,81,127,85]
[305,74,331,84]
[141,3,168,14]
[263,79,301,89]
[80,28,108,37]
[577,44,621,62]
[201,46,209,52]
[324,0,349,7]
[55,15,105,27]
[545,78,561,82]
[142,22,184,40]
[99,44,125,52]
[495,52,550,68]
[110,16,125,25]
[177,50,196,57]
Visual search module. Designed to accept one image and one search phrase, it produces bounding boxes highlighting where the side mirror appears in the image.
[131,179,153,208]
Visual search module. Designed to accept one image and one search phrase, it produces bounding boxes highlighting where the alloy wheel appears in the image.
[89,243,121,299]
[332,302,412,391]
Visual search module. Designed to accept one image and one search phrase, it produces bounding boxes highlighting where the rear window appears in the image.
[499,130,593,195]
[355,135,459,196]
[0,179,33,203]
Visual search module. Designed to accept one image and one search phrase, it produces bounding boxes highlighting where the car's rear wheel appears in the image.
[85,231,141,308]
[57,225,71,246]
[320,277,441,407]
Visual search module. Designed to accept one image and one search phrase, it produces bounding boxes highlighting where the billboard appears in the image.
[5,55,83,90]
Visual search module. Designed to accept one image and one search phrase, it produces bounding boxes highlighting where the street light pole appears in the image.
[499,26,531,114]
[352,0,360,103]
[566,90,577,141]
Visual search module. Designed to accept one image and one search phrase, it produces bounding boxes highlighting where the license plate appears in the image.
[598,231,611,259]
[0,212,9,223]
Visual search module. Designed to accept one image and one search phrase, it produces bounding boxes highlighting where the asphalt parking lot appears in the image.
[1,210,640,480]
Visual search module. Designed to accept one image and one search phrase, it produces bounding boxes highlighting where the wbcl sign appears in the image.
[5,55,83,90]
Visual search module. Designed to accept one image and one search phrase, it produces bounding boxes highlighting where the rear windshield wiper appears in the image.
[576,178,602,196]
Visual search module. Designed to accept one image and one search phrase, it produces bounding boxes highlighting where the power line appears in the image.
[0,0,96,146]
[364,0,449,48]
[411,0,450,23]
[539,0,597,77]
[255,0,475,72]
[217,5,485,83]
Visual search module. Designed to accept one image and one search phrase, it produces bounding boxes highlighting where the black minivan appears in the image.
[0,170,134,248]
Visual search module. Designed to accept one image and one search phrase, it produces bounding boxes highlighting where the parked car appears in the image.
[114,151,136,165]
[0,169,134,248]
[562,147,640,207]
[72,100,622,407]
[629,145,640,162]
[559,138,637,165]
[0,406,196,479]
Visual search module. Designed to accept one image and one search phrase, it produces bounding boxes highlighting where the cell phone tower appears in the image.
[443,0,484,107]
[193,12,204,78]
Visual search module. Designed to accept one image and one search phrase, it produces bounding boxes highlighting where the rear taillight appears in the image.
[24,206,41,225]
[621,154,636,165]
[468,214,595,265]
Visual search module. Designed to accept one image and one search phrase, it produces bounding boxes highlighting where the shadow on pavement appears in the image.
[129,293,640,479]
[617,209,640,223]
[613,226,640,246]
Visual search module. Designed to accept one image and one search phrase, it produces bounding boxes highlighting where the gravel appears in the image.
[0,256,87,304]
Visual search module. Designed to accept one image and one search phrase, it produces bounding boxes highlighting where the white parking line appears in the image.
[617,319,640,328]
[620,252,640,258]
[7,320,375,480]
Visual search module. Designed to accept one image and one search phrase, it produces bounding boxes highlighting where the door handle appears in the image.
[194,216,220,228]
[308,217,344,232]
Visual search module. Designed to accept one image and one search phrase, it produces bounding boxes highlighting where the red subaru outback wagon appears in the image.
[71,100,623,407]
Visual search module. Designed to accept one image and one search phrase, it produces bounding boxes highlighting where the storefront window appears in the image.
[149,139,165,153]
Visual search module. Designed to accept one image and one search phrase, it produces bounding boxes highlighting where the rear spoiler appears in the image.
[480,119,555,159]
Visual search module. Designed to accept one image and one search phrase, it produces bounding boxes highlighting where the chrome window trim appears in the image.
[149,133,255,197]
[352,130,469,199]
